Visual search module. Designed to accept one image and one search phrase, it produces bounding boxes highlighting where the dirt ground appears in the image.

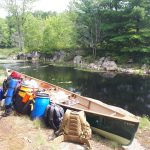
[0,109,149,150]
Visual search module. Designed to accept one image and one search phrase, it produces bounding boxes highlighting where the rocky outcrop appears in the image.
[51,51,66,62]
[73,56,82,64]
[88,57,118,71]
[101,60,118,71]
[17,53,26,60]
[17,51,40,61]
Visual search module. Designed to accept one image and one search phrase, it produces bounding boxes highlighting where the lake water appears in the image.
[3,62,150,117]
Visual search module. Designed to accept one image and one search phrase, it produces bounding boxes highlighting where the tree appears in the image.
[0,18,9,47]
[70,0,103,57]
[43,13,76,53]
[23,13,43,51]
[1,0,36,51]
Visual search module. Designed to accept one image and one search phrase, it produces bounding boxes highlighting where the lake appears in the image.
[3,62,150,117]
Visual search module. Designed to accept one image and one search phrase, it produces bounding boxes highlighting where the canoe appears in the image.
[6,69,139,145]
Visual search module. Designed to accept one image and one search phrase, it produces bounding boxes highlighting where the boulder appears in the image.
[101,60,118,71]
[89,63,98,69]
[52,51,66,62]
[73,56,82,64]
[97,57,105,66]
[17,53,26,60]
[141,64,147,70]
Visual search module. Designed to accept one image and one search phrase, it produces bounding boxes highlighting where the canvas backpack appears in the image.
[44,103,64,131]
[52,109,92,149]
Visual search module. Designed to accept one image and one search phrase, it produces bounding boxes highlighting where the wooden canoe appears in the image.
[6,69,139,145]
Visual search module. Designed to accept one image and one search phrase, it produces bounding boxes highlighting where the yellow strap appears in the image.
[30,104,33,111]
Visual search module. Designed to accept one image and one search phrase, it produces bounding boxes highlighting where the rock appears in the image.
[89,63,98,69]
[101,60,118,71]
[17,53,26,60]
[52,51,66,62]
[97,57,105,66]
[59,142,86,150]
[146,70,150,74]
[26,53,32,60]
[125,68,135,74]
[122,139,145,150]
[73,56,82,64]
[141,64,147,70]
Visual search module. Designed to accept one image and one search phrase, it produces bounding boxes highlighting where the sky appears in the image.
[0,0,71,18]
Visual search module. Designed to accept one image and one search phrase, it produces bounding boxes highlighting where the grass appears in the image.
[0,48,19,59]
[110,141,121,149]
[139,116,150,130]
[33,119,46,129]
[35,130,46,146]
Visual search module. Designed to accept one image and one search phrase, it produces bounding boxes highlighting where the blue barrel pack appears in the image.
[31,93,50,119]
[0,87,3,101]
[5,78,18,105]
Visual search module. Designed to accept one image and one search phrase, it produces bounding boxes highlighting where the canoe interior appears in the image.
[46,88,125,118]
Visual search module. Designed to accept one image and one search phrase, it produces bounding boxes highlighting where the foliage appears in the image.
[23,13,43,51]
[70,0,150,55]
[0,18,9,47]
[1,0,37,51]
[0,48,19,57]
[42,12,77,53]
[139,116,150,130]
[0,0,150,61]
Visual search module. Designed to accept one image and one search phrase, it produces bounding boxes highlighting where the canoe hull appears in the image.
[58,104,139,145]
[86,112,139,145]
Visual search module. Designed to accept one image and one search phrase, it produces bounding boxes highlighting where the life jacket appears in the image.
[13,92,34,115]
[13,84,37,115]
[44,103,64,131]
[52,109,92,149]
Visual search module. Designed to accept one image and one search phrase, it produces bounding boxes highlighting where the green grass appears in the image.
[33,119,46,129]
[0,48,19,58]
[139,116,150,129]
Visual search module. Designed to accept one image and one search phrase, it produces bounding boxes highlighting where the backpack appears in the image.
[2,77,22,99]
[13,85,35,115]
[52,109,92,149]
[13,93,34,115]
[44,103,64,131]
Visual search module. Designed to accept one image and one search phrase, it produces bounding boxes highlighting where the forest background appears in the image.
[0,0,150,64]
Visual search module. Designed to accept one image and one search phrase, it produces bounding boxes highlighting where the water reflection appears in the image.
[3,62,150,117]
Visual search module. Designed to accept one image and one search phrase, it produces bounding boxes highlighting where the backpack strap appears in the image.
[44,105,50,119]
[49,104,57,130]
[49,104,64,130]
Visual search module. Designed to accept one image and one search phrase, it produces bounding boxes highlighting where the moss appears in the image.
[139,116,150,130]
